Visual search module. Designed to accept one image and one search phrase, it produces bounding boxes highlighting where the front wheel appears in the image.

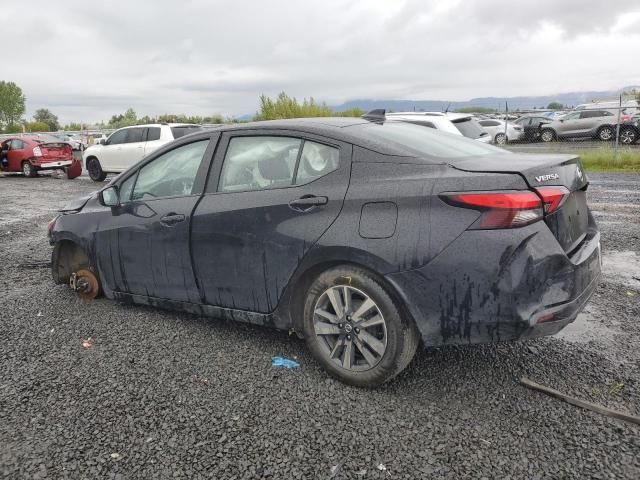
[302,266,419,387]
[22,161,37,177]
[86,157,107,182]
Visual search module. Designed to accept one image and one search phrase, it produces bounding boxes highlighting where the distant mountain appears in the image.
[331,86,640,113]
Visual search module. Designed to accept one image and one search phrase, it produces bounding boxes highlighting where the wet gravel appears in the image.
[1,172,639,479]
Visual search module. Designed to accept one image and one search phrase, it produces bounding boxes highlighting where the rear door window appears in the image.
[126,127,145,143]
[10,139,25,150]
[295,141,339,185]
[218,136,301,192]
[147,127,161,141]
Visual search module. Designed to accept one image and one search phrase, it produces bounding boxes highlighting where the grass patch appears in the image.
[578,148,640,172]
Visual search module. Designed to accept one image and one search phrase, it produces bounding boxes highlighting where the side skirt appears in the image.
[111,291,283,329]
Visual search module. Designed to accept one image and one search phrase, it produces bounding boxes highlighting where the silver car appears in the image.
[540,110,619,142]
[477,119,524,145]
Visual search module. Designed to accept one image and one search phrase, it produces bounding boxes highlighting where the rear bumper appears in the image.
[386,213,602,346]
[35,159,73,169]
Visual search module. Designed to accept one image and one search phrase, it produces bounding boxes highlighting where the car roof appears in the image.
[184,117,423,156]
[115,123,200,129]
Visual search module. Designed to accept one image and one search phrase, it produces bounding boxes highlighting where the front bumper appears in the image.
[386,213,602,346]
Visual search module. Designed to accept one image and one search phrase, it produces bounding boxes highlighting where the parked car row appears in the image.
[476,109,640,145]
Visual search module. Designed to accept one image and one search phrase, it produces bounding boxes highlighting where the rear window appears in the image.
[359,121,506,159]
[171,125,203,139]
[451,118,486,139]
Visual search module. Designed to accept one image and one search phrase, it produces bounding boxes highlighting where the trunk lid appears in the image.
[448,153,590,253]
[38,142,73,160]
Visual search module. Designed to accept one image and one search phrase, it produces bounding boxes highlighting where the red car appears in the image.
[0,136,82,179]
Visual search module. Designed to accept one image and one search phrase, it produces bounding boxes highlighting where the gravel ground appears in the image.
[1,172,639,479]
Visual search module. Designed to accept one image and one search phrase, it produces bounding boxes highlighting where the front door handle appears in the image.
[289,195,328,212]
[160,213,186,226]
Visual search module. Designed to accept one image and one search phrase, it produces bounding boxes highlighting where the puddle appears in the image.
[602,250,640,288]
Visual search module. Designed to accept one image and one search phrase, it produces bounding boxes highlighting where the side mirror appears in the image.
[100,186,119,206]
[99,139,107,145]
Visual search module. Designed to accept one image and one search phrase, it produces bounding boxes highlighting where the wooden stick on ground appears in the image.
[520,377,640,426]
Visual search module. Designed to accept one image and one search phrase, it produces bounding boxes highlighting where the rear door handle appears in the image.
[288,195,328,212]
[160,213,186,226]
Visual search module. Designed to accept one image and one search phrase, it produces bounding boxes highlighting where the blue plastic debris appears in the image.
[272,356,300,369]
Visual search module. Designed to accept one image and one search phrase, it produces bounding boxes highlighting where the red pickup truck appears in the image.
[0,136,82,179]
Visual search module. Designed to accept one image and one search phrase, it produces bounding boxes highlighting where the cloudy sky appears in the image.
[3,0,640,124]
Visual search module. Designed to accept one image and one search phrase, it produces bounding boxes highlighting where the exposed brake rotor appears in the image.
[70,269,99,300]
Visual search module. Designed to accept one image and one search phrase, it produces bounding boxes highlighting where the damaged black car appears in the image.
[49,114,602,387]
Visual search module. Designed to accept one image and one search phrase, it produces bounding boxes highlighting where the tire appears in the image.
[619,127,638,145]
[597,126,614,141]
[494,133,507,145]
[302,265,420,387]
[540,129,555,142]
[21,161,37,177]
[86,157,107,182]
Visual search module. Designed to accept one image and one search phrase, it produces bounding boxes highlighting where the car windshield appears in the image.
[358,121,507,158]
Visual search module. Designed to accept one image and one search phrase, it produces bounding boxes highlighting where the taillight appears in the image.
[441,191,543,229]
[534,186,570,214]
[33,146,42,157]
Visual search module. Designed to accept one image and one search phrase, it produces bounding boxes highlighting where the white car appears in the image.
[385,112,492,143]
[83,124,202,181]
[477,119,524,145]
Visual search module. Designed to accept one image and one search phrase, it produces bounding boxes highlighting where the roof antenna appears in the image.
[362,109,386,122]
[444,103,451,113]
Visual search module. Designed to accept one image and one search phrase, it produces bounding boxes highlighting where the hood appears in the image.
[59,192,96,213]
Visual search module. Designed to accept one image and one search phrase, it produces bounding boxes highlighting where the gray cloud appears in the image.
[2,0,639,124]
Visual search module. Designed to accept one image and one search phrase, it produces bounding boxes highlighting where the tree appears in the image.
[108,108,138,128]
[547,102,564,110]
[25,121,50,132]
[64,122,82,131]
[0,81,26,128]
[33,108,60,131]
[254,92,362,121]
[4,123,23,133]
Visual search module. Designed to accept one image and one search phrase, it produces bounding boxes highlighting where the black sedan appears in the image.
[49,115,601,386]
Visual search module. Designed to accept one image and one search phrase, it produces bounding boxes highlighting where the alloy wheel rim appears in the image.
[496,134,506,145]
[620,130,634,144]
[600,129,613,140]
[22,163,30,175]
[313,285,387,371]
[542,131,552,142]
